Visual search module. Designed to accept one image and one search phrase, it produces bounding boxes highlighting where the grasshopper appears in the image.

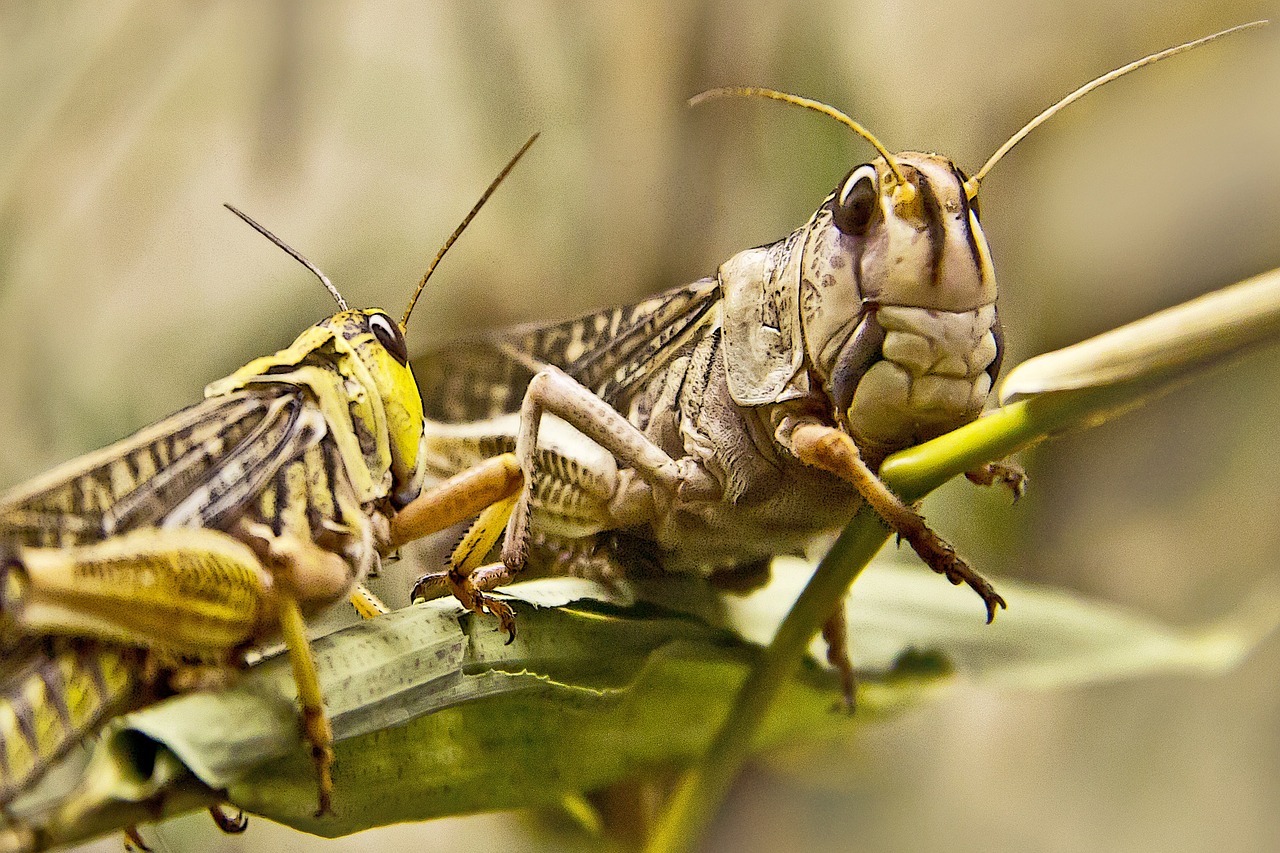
[0,137,534,828]
[410,24,1263,701]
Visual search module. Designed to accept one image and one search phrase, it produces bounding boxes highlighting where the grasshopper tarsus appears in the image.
[414,564,519,642]
[122,826,152,852]
[908,534,1006,624]
[208,805,249,834]
[965,461,1028,502]
[310,743,335,818]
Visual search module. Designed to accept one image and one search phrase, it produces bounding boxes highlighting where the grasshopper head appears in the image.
[800,153,1001,451]
[319,310,427,506]
[828,153,996,313]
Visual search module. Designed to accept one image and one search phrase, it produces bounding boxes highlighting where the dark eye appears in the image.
[369,312,408,365]
[832,165,879,235]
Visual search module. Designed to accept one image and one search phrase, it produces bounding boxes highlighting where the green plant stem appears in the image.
[644,384,1166,853]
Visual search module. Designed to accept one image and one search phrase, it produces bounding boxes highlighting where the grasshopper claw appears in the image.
[966,461,1028,502]
[905,529,1006,623]
[208,804,249,834]
[415,565,518,643]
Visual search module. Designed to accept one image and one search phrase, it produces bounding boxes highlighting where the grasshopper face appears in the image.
[802,153,1002,452]
[316,309,427,507]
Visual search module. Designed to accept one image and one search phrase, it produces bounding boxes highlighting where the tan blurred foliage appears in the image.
[0,2,1277,851]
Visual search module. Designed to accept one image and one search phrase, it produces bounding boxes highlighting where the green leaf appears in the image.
[19,559,1277,850]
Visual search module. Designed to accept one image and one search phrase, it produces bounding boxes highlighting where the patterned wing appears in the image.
[0,386,321,548]
[418,277,721,422]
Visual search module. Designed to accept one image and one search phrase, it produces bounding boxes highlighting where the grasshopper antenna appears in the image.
[690,87,915,203]
[223,203,349,311]
[967,20,1267,195]
[401,132,541,330]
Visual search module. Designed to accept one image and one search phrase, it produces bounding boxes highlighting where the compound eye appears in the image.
[832,164,880,235]
[369,312,409,365]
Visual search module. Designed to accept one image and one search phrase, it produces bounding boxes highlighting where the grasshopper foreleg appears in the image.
[781,417,1007,623]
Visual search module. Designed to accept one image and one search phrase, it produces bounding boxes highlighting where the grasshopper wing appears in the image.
[0,386,322,547]
[419,278,720,422]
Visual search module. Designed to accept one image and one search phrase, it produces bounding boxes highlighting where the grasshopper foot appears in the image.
[413,564,518,643]
[208,804,249,834]
[123,826,152,852]
[966,461,1027,501]
[909,532,1006,623]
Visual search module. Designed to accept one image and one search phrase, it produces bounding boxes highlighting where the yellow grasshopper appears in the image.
[0,138,533,826]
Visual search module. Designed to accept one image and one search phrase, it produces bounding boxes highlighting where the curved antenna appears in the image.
[968,20,1267,194]
[401,132,541,330]
[223,203,348,311]
[689,87,911,192]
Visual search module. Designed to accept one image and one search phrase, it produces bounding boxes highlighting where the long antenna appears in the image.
[968,20,1267,193]
[223,203,348,311]
[401,132,541,329]
[690,87,911,193]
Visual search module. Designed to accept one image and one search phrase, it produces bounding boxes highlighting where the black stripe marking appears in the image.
[37,658,73,730]
[271,465,287,537]
[323,445,344,526]
[9,691,36,758]
[123,450,141,488]
[951,164,984,276]
[915,170,946,289]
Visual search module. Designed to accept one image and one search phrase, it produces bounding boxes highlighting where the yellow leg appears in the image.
[412,492,520,640]
[276,594,334,817]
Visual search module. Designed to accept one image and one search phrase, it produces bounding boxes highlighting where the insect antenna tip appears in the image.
[223,203,348,311]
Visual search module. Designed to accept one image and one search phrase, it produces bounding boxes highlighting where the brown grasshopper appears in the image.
[410,24,1261,702]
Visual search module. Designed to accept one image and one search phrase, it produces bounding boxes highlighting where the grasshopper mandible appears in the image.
[411,24,1263,701]
[0,137,535,825]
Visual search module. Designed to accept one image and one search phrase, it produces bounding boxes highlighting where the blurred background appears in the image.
[1,1,1278,851]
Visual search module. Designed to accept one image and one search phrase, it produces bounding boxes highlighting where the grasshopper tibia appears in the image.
[782,418,1007,624]
[821,608,857,713]
[412,490,521,642]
